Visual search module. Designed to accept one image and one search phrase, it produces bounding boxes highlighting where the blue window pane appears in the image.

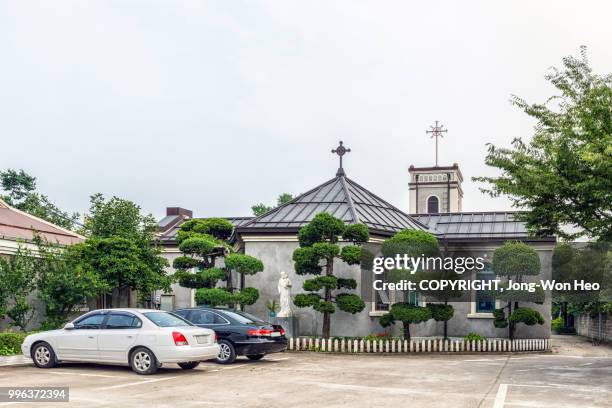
[477,300,495,313]
[476,267,495,313]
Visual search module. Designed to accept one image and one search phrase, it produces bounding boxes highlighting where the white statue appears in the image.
[277,271,292,317]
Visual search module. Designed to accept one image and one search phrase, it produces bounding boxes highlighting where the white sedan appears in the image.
[21,309,220,375]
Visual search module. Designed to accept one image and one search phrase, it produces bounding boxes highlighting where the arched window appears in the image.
[427,196,439,214]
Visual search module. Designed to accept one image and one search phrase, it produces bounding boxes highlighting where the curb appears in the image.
[0,355,33,367]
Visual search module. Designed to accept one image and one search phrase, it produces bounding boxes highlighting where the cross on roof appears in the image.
[331,141,351,176]
[426,120,448,166]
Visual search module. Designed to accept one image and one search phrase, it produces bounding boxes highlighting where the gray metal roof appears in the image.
[159,217,253,243]
[412,212,555,242]
[236,175,430,236]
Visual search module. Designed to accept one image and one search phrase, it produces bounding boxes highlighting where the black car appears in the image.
[173,307,287,364]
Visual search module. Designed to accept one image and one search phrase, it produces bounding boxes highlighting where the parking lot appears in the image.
[0,336,610,408]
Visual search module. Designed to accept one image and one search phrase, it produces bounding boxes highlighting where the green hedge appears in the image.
[0,332,28,356]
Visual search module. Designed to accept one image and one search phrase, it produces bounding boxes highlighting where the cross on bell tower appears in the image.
[331,141,351,176]
[426,120,448,167]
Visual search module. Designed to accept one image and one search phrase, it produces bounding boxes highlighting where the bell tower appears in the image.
[408,121,463,214]
[408,163,463,214]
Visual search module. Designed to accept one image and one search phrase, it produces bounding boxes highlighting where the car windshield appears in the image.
[143,312,193,327]
[220,310,266,325]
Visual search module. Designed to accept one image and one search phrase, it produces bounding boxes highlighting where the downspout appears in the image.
[415,174,419,213]
[447,173,451,213]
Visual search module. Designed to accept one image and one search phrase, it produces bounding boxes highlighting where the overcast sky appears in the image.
[1,1,611,220]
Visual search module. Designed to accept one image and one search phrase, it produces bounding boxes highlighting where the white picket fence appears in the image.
[288,337,551,353]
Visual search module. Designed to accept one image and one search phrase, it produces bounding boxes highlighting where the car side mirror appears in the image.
[64,322,75,330]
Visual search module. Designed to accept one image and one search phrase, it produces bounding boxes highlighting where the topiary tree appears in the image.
[426,302,454,339]
[292,213,368,338]
[173,218,264,307]
[379,303,432,340]
[380,229,460,339]
[491,241,543,338]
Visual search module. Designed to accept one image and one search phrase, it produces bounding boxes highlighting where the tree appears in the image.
[426,302,455,339]
[0,169,80,230]
[551,243,578,330]
[491,242,544,339]
[172,218,264,307]
[0,245,38,331]
[79,194,171,306]
[473,48,612,241]
[379,229,460,339]
[292,213,368,338]
[379,303,431,340]
[35,239,106,328]
[251,193,293,216]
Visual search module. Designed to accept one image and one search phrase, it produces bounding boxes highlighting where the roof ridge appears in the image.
[338,176,360,224]
[344,177,431,231]
[239,176,340,229]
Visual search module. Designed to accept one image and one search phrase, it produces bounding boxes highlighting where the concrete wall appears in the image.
[159,239,553,339]
[444,244,553,339]
[241,239,553,339]
[575,314,611,343]
[243,240,384,337]
[155,250,195,310]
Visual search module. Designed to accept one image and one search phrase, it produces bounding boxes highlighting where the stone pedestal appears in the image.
[273,316,299,339]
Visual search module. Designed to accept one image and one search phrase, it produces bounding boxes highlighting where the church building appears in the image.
[158,136,555,339]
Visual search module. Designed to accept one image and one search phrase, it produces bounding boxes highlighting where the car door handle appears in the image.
[126,335,134,338]
[88,336,94,339]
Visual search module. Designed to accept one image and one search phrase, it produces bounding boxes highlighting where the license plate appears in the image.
[195,335,209,344]
[270,332,281,337]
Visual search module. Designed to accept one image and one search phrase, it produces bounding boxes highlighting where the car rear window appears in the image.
[143,312,193,327]
[220,310,265,324]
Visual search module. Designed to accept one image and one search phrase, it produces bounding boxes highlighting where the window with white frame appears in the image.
[475,267,496,313]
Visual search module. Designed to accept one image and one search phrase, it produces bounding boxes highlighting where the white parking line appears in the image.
[492,382,607,408]
[265,357,290,362]
[492,384,508,408]
[463,358,508,362]
[207,364,248,372]
[48,370,125,379]
[97,376,178,390]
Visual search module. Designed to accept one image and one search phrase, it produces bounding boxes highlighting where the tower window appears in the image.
[427,196,439,214]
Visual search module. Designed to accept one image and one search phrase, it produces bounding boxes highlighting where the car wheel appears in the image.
[32,342,57,369]
[216,340,236,364]
[246,354,265,361]
[130,347,158,375]
[178,361,200,370]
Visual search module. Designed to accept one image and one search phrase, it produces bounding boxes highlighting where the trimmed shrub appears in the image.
[427,303,454,322]
[493,308,509,328]
[381,230,440,258]
[342,224,369,244]
[464,332,486,342]
[234,287,259,306]
[335,293,366,314]
[191,218,234,241]
[492,242,540,277]
[509,307,545,326]
[303,276,338,291]
[195,288,233,306]
[224,254,264,275]
[340,245,361,265]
